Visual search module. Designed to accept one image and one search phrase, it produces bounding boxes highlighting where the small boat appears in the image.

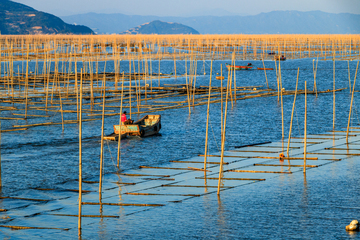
[113,114,161,138]
[257,67,274,70]
[225,63,252,70]
[268,51,276,55]
[274,55,286,61]
[216,76,224,80]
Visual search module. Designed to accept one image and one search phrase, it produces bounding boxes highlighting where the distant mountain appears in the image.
[120,20,199,34]
[61,10,360,34]
[0,0,93,35]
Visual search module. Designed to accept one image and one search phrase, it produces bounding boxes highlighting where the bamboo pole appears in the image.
[333,57,336,129]
[204,60,213,171]
[279,59,284,138]
[217,67,231,196]
[59,90,64,132]
[262,58,269,89]
[78,69,83,232]
[348,60,351,94]
[99,72,106,200]
[303,81,307,173]
[346,61,359,143]
[117,72,125,169]
[287,68,300,157]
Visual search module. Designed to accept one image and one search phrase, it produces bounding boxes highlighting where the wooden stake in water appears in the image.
[117,73,125,169]
[333,57,336,129]
[346,61,359,143]
[78,69,83,232]
[99,71,107,200]
[287,68,300,157]
[303,81,307,173]
[217,69,231,196]
[204,60,213,171]
[348,60,352,94]
[262,58,269,89]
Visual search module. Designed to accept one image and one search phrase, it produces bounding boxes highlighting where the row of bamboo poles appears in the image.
[0,34,359,236]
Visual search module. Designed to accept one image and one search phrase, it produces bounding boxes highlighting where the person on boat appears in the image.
[121,111,127,123]
[247,63,252,66]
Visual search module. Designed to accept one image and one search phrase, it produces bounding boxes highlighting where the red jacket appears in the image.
[121,114,127,122]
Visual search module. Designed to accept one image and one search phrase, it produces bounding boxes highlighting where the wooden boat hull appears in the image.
[257,67,274,70]
[225,63,252,70]
[114,115,161,137]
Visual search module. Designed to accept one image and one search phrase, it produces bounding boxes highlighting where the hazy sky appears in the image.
[12,0,360,16]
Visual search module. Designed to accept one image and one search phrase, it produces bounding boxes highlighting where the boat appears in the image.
[225,63,252,70]
[257,67,274,70]
[268,51,276,55]
[215,76,225,80]
[113,114,161,138]
[274,55,286,61]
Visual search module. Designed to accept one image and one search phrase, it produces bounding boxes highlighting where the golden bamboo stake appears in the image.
[262,58,269,89]
[304,81,307,173]
[217,67,231,196]
[333,57,336,129]
[117,72,125,169]
[129,59,132,119]
[158,58,161,87]
[279,60,284,138]
[221,64,223,137]
[185,59,191,114]
[78,69,83,232]
[99,67,107,200]
[59,90,64,132]
[204,60,213,171]
[348,60,351,94]
[287,68,300,157]
[346,61,359,143]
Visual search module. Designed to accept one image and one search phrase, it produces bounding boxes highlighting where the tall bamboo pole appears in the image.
[217,68,231,196]
[117,73,125,169]
[221,64,223,137]
[303,81,307,173]
[78,69,83,232]
[204,60,213,171]
[279,60,284,138]
[287,68,300,157]
[129,59,132,119]
[346,61,359,143]
[348,60,352,94]
[262,58,269,89]
[333,58,336,129]
[99,70,107,200]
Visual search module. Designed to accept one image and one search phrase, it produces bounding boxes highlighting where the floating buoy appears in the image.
[281,88,285,92]
[346,220,359,231]
[279,153,285,161]
[253,88,257,91]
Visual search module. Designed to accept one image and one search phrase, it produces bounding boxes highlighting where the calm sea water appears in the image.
[1,58,360,239]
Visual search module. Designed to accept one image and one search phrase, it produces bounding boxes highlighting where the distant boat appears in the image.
[268,51,276,55]
[257,67,274,70]
[113,114,161,138]
[225,63,252,70]
[216,76,225,80]
[274,55,286,61]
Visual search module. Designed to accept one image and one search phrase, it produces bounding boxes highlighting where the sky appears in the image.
[11,0,360,17]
